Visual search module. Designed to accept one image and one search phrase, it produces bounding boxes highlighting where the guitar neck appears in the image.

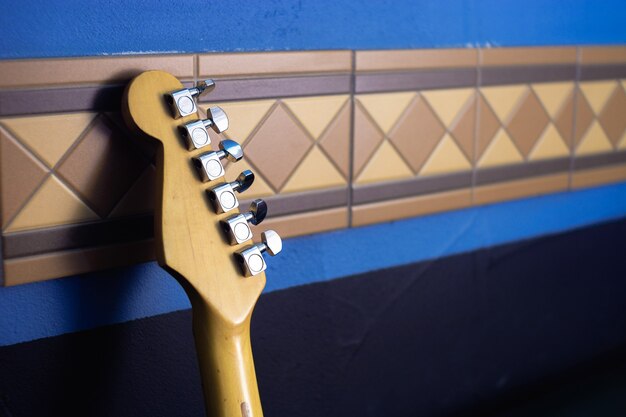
[190,296,263,417]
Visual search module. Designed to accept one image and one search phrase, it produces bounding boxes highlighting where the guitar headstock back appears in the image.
[123,70,278,325]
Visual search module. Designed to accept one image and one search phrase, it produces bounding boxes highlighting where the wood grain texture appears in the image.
[122,71,265,417]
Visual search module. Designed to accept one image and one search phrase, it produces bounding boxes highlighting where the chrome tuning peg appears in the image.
[192,139,243,182]
[220,199,268,245]
[207,170,255,213]
[235,230,282,276]
[166,79,216,119]
[180,106,229,150]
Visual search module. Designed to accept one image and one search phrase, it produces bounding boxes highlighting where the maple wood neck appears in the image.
[189,294,263,417]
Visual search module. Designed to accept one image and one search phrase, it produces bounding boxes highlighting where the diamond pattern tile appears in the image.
[202,100,275,143]
[318,101,351,178]
[388,95,446,173]
[282,146,345,193]
[476,95,501,159]
[56,115,150,218]
[449,94,476,161]
[598,87,626,145]
[419,134,471,176]
[356,141,413,184]
[506,90,550,157]
[357,92,416,134]
[353,102,385,176]
[283,95,348,139]
[244,104,312,190]
[0,130,48,228]
[1,112,95,168]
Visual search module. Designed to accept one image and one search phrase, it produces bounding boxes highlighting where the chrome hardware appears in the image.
[166,79,216,119]
[220,199,268,245]
[235,230,282,276]
[192,139,243,182]
[207,170,255,213]
[180,107,229,150]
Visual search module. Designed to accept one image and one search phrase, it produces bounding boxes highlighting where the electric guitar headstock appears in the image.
[122,71,281,417]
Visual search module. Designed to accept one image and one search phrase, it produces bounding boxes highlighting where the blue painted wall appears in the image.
[1,0,626,58]
[2,182,626,346]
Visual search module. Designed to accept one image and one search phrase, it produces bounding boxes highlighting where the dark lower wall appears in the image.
[2,218,626,417]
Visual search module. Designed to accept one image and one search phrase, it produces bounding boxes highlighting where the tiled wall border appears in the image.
[2,46,626,285]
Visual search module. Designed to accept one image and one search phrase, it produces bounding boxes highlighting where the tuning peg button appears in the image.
[220,199,268,245]
[166,79,216,119]
[192,140,243,182]
[180,107,229,150]
[207,170,255,214]
[235,230,282,276]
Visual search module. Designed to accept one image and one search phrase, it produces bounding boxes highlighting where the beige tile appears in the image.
[283,95,349,139]
[579,81,619,115]
[528,124,570,161]
[353,102,385,175]
[572,164,626,189]
[598,87,626,145]
[3,239,155,286]
[202,100,275,143]
[481,47,577,66]
[477,129,524,168]
[0,130,49,229]
[6,175,99,232]
[198,51,352,78]
[1,112,96,167]
[474,173,569,206]
[56,116,150,217]
[352,188,472,227]
[421,88,474,126]
[318,102,351,178]
[419,134,471,176]
[244,104,313,190]
[575,121,614,156]
[357,92,416,134]
[356,48,477,71]
[449,95,476,161]
[388,95,446,172]
[0,55,194,88]
[506,90,550,157]
[356,141,413,184]
[580,47,626,65]
[476,94,501,159]
[259,207,348,240]
[281,146,346,193]
[480,85,529,123]
[531,82,575,119]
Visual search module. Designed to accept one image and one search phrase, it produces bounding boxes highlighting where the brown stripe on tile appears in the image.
[355,69,477,93]
[355,49,477,72]
[481,65,577,86]
[254,207,348,241]
[571,164,626,189]
[481,47,577,67]
[574,151,626,170]
[352,172,472,205]
[3,239,155,286]
[0,55,194,89]
[476,157,571,185]
[351,188,472,227]
[199,51,352,77]
[580,47,626,65]
[198,75,351,102]
[473,173,569,206]
[240,187,348,218]
[0,85,125,116]
[579,64,626,81]
[2,215,154,259]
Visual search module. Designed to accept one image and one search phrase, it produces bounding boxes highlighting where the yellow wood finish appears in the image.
[122,71,265,417]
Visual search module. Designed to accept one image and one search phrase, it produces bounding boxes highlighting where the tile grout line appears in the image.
[347,50,356,228]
